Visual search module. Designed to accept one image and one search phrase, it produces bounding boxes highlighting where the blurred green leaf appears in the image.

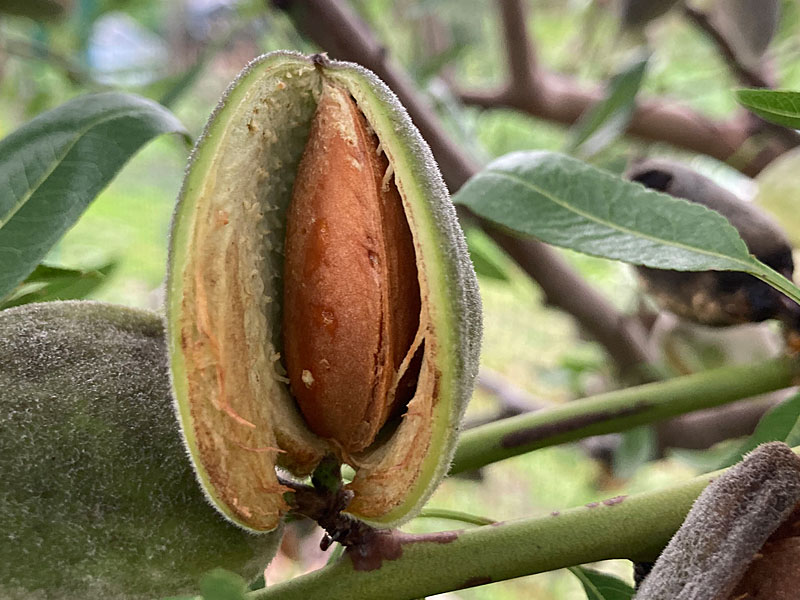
[613,426,656,479]
[0,0,67,20]
[567,52,649,159]
[673,392,800,471]
[568,566,635,599]
[0,262,117,309]
[754,146,800,247]
[199,569,248,600]
[719,392,800,469]
[670,441,742,473]
[465,227,511,282]
[452,151,800,305]
[0,92,189,301]
[417,507,496,526]
[736,89,800,129]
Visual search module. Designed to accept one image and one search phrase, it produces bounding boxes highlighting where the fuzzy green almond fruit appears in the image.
[167,51,482,533]
[0,301,281,600]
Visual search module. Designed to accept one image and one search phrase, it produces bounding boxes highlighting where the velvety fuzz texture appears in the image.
[0,301,280,600]
[635,442,800,600]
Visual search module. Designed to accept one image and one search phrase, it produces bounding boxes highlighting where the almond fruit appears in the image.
[167,51,482,532]
[0,301,281,600]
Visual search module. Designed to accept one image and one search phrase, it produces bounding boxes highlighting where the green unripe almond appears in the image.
[0,301,280,600]
[167,51,482,532]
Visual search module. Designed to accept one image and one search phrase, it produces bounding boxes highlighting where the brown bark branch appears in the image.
[682,5,800,149]
[454,1,798,177]
[498,0,540,99]
[275,0,657,378]
[682,5,773,89]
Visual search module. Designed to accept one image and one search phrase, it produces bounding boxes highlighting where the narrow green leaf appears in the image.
[454,151,752,270]
[0,262,117,309]
[729,392,800,463]
[716,392,800,470]
[568,566,635,600]
[465,227,511,282]
[325,542,346,565]
[613,426,656,479]
[567,53,649,158]
[453,151,800,306]
[736,89,800,129]
[0,92,188,300]
[416,508,497,527]
[674,392,800,472]
[199,569,248,600]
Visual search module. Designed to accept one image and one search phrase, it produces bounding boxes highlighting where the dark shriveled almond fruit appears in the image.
[167,52,481,532]
[283,79,421,454]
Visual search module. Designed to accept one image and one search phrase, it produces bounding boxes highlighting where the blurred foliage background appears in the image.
[3,1,800,598]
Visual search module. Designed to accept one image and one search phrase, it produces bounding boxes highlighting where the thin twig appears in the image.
[451,356,797,474]
[0,34,101,89]
[682,5,800,149]
[453,0,797,176]
[682,5,772,89]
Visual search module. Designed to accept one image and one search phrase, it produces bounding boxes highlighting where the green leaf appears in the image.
[674,392,800,472]
[452,151,800,305]
[718,392,800,469]
[465,227,511,282]
[0,92,189,300]
[416,507,497,527]
[736,89,800,129]
[0,262,117,309]
[567,52,649,158]
[199,569,248,600]
[568,566,635,600]
[613,426,656,479]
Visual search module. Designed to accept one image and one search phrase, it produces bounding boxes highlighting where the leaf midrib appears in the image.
[482,167,756,270]
[0,107,154,228]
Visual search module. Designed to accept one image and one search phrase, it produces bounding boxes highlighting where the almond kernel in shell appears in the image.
[282,81,421,454]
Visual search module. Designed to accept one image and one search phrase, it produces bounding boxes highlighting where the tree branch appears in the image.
[682,6,772,89]
[275,0,657,378]
[454,0,797,177]
[251,469,717,599]
[450,356,797,475]
[497,0,540,100]
[681,5,800,150]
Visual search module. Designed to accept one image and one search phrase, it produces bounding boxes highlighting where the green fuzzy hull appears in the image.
[167,51,482,530]
[0,301,280,600]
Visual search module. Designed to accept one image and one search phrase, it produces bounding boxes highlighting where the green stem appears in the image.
[250,471,716,600]
[451,356,797,474]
